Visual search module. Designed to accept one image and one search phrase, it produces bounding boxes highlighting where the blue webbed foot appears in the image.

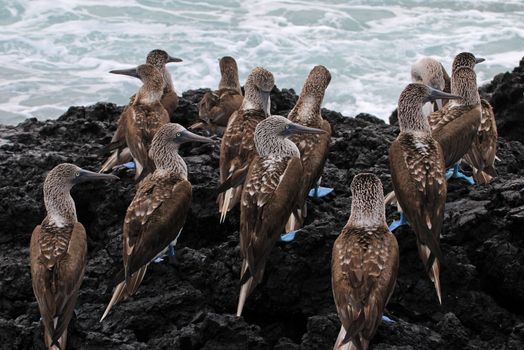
[382,315,395,323]
[388,212,408,232]
[280,230,298,242]
[308,186,334,198]
[123,161,136,170]
[153,243,176,263]
[445,164,475,185]
[113,161,136,171]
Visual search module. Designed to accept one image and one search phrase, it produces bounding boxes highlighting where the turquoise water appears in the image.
[0,0,523,124]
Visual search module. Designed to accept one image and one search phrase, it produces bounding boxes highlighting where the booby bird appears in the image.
[389,83,461,303]
[103,63,170,180]
[411,57,451,116]
[236,115,325,316]
[448,53,498,184]
[389,57,452,231]
[217,67,274,223]
[192,56,244,135]
[284,65,332,238]
[428,52,484,184]
[332,173,399,350]
[30,163,118,349]
[101,123,213,321]
[100,49,182,173]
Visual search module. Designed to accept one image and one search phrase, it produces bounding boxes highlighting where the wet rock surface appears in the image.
[1,61,524,349]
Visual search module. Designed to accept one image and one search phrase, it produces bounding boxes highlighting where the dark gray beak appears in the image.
[109,67,139,79]
[475,57,485,64]
[177,130,214,144]
[74,169,119,184]
[284,122,326,136]
[426,87,462,103]
[168,56,183,63]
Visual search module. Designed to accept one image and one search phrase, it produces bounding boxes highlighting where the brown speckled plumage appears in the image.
[389,83,447,304]
[237,116,304,316]
[429,63,482,169]
[102,124,211,321]
[100,49,181,173]
[217,67,275,222]
[287,65,332,231]
[195,57,243,133]
[332,173,399,350]
[31,163,116,349]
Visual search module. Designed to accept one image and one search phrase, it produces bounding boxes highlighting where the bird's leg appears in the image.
[388,212,408,232]
[280,230,298,242]
[381,314,395,323]
[445,163,474,185]
[308,177,334,198]
[388,200,408,232]
[113,161,136,171]
[153,229,183,263]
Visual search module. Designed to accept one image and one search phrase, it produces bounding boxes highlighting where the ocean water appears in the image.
[1,0,523,125]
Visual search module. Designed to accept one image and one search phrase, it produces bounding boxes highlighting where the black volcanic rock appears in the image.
[479,57,524,144]
[1,72,524,349]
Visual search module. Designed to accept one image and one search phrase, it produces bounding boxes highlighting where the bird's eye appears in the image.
[285,125,290,129]
[75,172,80,177]
[176,132,181,137]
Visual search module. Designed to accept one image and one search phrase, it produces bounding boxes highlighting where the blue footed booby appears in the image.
[428,52,484,185]
[100,49,182,174]
[449,54,498,184]
[103,63,170,180]
[389,83,461,303]
[236,115,325,316]
[283,65,332,241]
[30,164,118,350]
[101,124,213,321]
[332,173,399,350]
[192,56,244,135]
[389,57,452,231]
[217,67,274,223]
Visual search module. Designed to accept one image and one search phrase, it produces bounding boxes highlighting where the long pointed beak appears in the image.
[178,130,214,144]
[109,67,139,79]
[475,57,486,64]
[168,56,183,63]
[260,90,271,116]
[285,122,326,136]
[75,169,119,184]
[427,87,462,102]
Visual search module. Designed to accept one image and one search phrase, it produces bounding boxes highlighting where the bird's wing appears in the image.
[30,222,87,347]
[240,156,302,282]
[389,135,446,269]
[463,100,498,181]
[431,104,481,167]
[122,175,192,278]
[331,226,399,345]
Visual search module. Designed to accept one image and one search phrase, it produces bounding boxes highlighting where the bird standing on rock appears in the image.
[101,123,213,321]
[217,67,275,223]
[103,64,170,180]
[235,115,326,316]
[429,52,484,184]
[100,49,182,174]
[30,163,118,350]
[332,173,399,350]
[192,56,244,135]
[389,83,461,304]
[449,54,498,184]
[284,65,332,241]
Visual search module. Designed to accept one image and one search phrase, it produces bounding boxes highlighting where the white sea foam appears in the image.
[0,0,523,124]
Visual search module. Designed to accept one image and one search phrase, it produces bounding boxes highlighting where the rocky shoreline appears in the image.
[0,58,523,349]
